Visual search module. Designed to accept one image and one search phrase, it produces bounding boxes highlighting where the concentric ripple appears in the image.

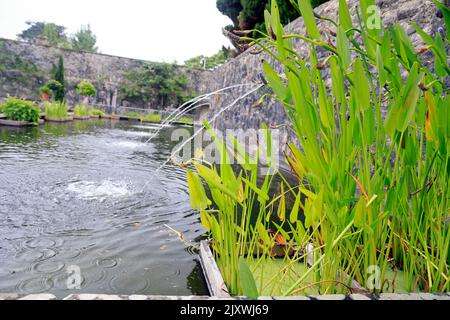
[0,120,208,297]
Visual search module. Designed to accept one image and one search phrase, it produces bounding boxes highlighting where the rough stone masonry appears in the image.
[196,0,447,155]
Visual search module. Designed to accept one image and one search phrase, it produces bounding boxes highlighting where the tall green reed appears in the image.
[74,104,90,117]
[254,0,449,294]
[187,0,449,296]
[45,101,68,119]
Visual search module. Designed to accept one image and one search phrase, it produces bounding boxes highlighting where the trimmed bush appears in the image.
[0,97,40,123]
[76,81,97,97]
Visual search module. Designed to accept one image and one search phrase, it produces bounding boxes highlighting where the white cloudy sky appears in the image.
[0,0,232,63]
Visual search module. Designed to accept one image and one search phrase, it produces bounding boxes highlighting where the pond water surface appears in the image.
[0,119,208,297]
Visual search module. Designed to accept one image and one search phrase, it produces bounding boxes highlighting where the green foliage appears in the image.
[45,79,62,92]
[17,21,70,48]
[39,85,51,94]
[17,21,98,51]
[89,109,105,117]
[44,101,68,119]
[125,111,141,118]
[76,81,97,97]
[74,104,90,117]
[216,0,329,40]
[186,123,277,296]
[0,97,40,123]
[141,113,162,122]
[189,0,450,297]
[51,56,65,102]
[120,62,193,107]
[259,0,448,294]
[185,46,234,70]
[238,257,259,299]
[0,42,43,85]
[71,25,98,53]
[217,0,243,26]
[177,117,193,125]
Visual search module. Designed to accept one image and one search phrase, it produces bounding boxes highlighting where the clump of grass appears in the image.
[74,104,90,117]
[142,113,161,122]
[44,101,68,119]
[89,109,105,117]
[125,111,141,118]
[177,116,193,124]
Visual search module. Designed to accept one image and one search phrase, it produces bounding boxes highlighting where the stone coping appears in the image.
[1,293,449,300]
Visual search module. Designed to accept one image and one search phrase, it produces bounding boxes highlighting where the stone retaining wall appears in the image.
[196,0,445,154]
[0,38,203,109]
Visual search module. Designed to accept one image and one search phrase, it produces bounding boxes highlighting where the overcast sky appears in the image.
[0,0,232,63]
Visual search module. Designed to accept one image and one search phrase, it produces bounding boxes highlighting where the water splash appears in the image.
[67,180,132,201]
[111,140,148,149]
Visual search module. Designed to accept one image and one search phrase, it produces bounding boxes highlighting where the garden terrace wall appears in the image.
[195,0,446,155]
[0,38,203,109]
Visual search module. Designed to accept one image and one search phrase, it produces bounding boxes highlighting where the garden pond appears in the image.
[0,119,208,297]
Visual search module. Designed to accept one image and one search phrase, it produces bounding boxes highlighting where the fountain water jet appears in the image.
[144,83,257,145]
[140,83,265,193]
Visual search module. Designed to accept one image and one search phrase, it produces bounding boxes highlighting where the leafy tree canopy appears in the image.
[217,0,329,43]
[120,62,193,107]
[71,25,98,53]
[217,0,243,26]
[76,81,97,97]
[17,21,99,52]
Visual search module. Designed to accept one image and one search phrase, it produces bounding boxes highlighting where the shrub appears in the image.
[119,62,191,107]
[0,97,40,123]
[76,81,97,97]
[44,101,68,119]
[46,79,63,94]
[74,104,90,117]
[52,56,65,102]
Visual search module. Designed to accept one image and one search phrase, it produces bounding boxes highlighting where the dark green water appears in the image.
[0,119,208,297]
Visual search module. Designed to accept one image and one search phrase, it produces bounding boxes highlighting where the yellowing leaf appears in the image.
[277,182,286,222]
[257,221,270,246]
[186,168,210,210]
[425,90,437,142]
[289,190,302,224]
[199,210,211,231]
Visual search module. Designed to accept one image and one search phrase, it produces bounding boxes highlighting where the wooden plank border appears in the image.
[199,240,231,298]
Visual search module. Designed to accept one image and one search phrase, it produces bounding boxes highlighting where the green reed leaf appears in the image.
[297,0,321,40]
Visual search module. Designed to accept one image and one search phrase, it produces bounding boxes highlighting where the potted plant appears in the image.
[76,81,97,105]
[39,85,51,101]
[0,97,41,127]
[46,80,63,99]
